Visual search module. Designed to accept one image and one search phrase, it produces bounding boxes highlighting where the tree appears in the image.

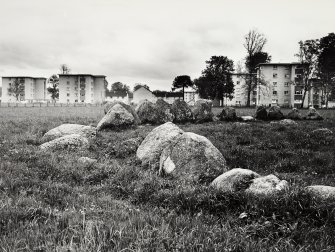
[295,39,319,108]
[243,29,269,106]
[8,78,24,101]
[194,56,234,103]
[172,75,193,100]
[134,83,150,92]
[60,64,71,74]
[317,33,335,107]
[47,74,59,101]
[110,82,130,92]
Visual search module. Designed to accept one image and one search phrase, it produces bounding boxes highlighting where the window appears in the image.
[66,87,70,91]
[75,93,78,97]
[272,99,278,103]
[236,81,240,85]
[75,99,78,102]
[67,93,70,97]
[284,91,289,95]
[285,74,290,78]
[285,66,290,70]
[284,99,289,103]
[273,65,278,70]
[295,90,302,95]
[273,82,277,86]
[295,68,304,74]
[273,73,278,78]
[284,82,289,87]
[253,91,257,95]
[67,81,70,85]
[67,99,70,103]
[273,91,278,95]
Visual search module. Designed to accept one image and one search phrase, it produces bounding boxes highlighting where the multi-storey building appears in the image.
[257,63,322,108]
[225,74,257,106]
[58,74,106,103]
[1,76,47,103]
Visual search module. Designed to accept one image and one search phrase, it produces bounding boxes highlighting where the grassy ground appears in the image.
[0,106,335,251]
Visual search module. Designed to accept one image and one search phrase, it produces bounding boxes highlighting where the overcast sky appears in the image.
[0,0,334,91]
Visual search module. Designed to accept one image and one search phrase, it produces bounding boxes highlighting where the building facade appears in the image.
[257,63,322,108]
[58,74,106,104]
[1,76,47,103]
[225,74,256,106]
[184,87,199,105]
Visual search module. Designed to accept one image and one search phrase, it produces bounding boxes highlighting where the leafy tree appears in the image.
[243,29,270,106]
[317,33,335,107]
[134,83,150,92]
[172,75,193,100]
[111,82,130,92]
[60,64,71,74]
[295,39,319,108]
[194,56,234,102]
[47,74,59,101]
[8,78,25,101]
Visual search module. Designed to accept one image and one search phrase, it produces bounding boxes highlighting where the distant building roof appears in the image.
[153,90,183,98]
[2,76,47,79]
[257,62,303,67]
[106,90,128,98]
[59,74,106,78]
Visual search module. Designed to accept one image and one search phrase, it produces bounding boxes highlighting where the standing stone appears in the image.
[192,99,213,123]
[219,107,238,121]
[171,99,193,123]
[211,168,260,192]
[305,107,323,120]
[104,101,140,124]
[155,99,175,124]
[42,124,96,142]
[268,106,284,120]
[136,122,184,168]
[97,104,135,131]
[255,106,268,120]
[287,108,303,120]
[135,100,158,124]
[159,132,227,183]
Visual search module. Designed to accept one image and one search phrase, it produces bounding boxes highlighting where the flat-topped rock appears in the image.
[42,124,96,142]
[40,134,89,151]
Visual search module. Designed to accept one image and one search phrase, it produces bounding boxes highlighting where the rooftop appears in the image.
[2,76,47,79]
[59,74,106,78]
[257,62,302,67]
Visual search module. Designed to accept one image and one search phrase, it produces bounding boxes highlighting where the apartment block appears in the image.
[257,63,322,108]
[225,74,257,106]
[1,76,47,103]
[58,74,106,103]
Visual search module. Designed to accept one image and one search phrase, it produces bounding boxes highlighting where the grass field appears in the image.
[0,106,335,251]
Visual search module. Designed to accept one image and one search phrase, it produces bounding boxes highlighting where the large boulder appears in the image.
[155,99,175,124]
[305,185,335,200]
[97,104,134,131]
[136,122,184,168]
[268,106,284,120]
[171,99,193,123]
[255,106,268,120]
[245,174,288,196]
[104,101,140,124]
[310,128,333,143]
[135,100,158,124]
[305,107,323,120]
[159,132,227,183]
[287,108,303,120]
[192,99,213,123]
[211,168,260,192]
[42,124,96,142]
[219,107,238,121]
[40,134,89,151]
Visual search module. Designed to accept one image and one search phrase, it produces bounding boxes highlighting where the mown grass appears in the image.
[0,106,335,251]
